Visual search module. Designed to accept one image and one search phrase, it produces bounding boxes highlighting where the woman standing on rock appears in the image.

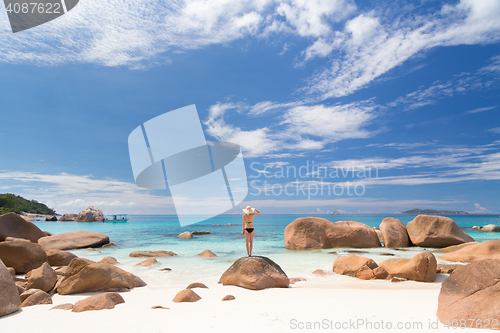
[242,206,260,257]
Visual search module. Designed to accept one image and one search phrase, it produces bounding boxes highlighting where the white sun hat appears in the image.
[242,206,255,214]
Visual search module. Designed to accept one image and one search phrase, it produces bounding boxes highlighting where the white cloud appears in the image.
[466,106,497,114]
[0,171,173,214]
[488,127,500,134]
[275,0,355,38]
[0,0,277,67]
[281,103,376,143]
[0,0,357,68]
[345,14,381,46]
[471,203,494,214]
[480,55,500,73]
[305,0,500,99]
[310,146,500,187]
[0,0,498,107]
[204,102,279,157]
[301,35,343,62]
[204,100,379,157]
[244,198,464,210]
[387,59,500,111]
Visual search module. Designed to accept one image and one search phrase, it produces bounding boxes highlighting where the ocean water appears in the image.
[32,214,500,287]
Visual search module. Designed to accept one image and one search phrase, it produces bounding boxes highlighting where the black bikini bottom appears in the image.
[245,228,254,233]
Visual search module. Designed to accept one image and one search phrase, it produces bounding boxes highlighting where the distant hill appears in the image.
[402,208,469,215]
[0,193,55,215]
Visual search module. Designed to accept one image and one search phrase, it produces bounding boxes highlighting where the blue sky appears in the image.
[0,0,499,215]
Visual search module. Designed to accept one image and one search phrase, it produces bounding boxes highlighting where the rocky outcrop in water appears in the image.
[74,206,105,222]
[406,215,474,248]
[285,217,381,249]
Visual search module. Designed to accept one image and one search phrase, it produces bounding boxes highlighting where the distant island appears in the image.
[0,193,55,215]
[330,211,340,215]
[402,208,470,215]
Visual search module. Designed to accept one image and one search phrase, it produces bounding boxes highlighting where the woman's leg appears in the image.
[249,230,254,256]
[245,231,250,256]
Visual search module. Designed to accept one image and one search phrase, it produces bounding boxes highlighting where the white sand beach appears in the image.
[1,272,482,333]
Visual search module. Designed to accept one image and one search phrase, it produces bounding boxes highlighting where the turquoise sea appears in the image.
[32,214,500,286]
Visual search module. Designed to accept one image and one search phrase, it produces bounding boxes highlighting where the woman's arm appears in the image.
[254,209,260,216]
[242,216,245,234]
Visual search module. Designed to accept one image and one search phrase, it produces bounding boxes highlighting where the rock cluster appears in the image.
[332,255,389,280]
[284,215,474,250]
[58,214,77,221]
[472,224,500,232]
[74,206,105,222]
[285,218,381,249]
[379,252,437,282]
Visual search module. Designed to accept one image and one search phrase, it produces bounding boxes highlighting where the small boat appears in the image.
[103,214,129,223]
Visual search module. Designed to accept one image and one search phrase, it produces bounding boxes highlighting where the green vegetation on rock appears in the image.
[0,193,55,215]
[402,208,469,215]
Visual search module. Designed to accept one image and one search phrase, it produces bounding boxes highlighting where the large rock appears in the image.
[177,231,192,239]
[58,214,77,221]
[72,292,125,312]
[186,282,208,289]
[379,252,437,282]
[192,231,211,235]
[0,260,21,317]
[219,256,289,290]
[379,217,410,248]
[25,263,58,292]
[45,216,57,222]
[20,289,39,302]
[51,303,74,311]
[38,231,110,251]
[433,242,478,253]
[129,251,177,257]
[57,258,146,295]
[332,255,389,280]
[198,249,217,258]
[74,206,105,222]
[0,241,48,274]
[46,249,78,266]
[481,224,500,232]
[284,218,381,249]
[21,290,52,307]
[134,258,158,267]
[172,289,201,303]
[438,240,500,262]
[437,259,500,328]
[99,257,120,265]
[0,213,46,243]
[406,215,474,248]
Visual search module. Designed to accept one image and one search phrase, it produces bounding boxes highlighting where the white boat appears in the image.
[103,214,129,223]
